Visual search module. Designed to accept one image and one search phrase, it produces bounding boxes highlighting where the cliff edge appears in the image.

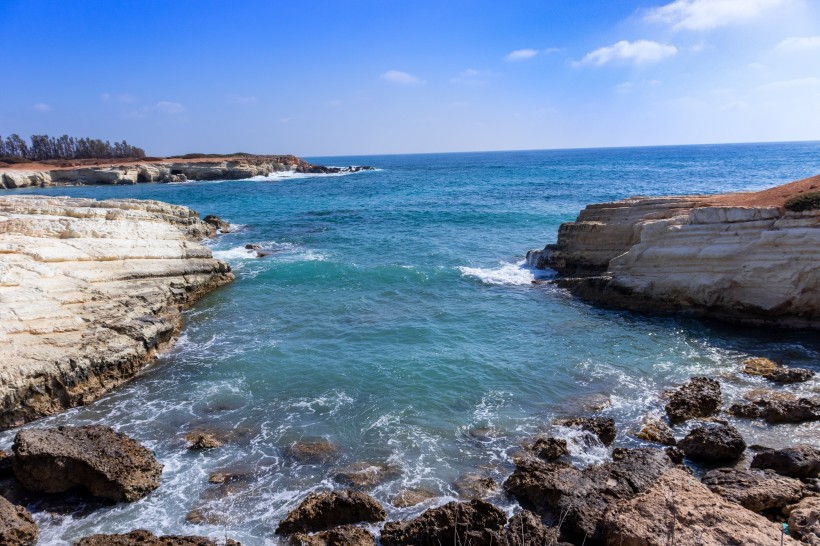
[527,175,820,328]
[0,196,234,428]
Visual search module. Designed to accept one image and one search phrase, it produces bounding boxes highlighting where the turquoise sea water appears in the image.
[4,142,820,544]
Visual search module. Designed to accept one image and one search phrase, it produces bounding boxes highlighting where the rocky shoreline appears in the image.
[0,196,233,428]
[0,155,374,189]
[527,175,820,328]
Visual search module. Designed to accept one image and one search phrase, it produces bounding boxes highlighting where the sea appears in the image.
[3,142,820,544]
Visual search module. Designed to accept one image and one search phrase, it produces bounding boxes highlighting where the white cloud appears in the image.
[381,70,424,85]
[645,0,788,31]
[505,49,538,61]
[776,36,820,52]
[758,77,820,91]
[543,47,562,54]
[576,40,678,67]
[615,82,635,93]
[153,101,185,114]
[31,103,52,112]
[450,68,500,85]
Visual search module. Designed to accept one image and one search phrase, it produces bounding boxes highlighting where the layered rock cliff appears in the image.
[0,196,233,428]
[0,155,373,189]
[527,176,820,328]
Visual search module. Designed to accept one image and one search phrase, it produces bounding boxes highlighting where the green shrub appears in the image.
[784,191,820,212]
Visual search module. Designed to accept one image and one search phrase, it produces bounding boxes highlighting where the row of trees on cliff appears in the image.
[0,134,145,161]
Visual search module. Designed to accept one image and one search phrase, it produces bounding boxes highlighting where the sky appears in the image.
[1,0,819,156]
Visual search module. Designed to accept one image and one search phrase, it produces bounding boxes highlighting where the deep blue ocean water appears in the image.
[3,142,820,544]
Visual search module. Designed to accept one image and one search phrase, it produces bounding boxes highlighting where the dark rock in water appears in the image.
[0,449,14,479]
[12,425,162,502]
[531,437,569,460]
[751,445,820,478]
[288,525,376,546]
[505,510,559,546]
[554,416,616,446]
[207,468,254,485]
[765,367,815,383]
[504,448,675,544]
[185,508,230,526]
[75,530,241,545]
[275,490,386,535]
[728,390,820,424]
[0,495,38,546]
[467,426,504,443]
[380,499,507,546]
[245,244,262,250]
[701,467,804,513]
[453,473,498,499]
[789,496,820,545]
[635,419,676,446]
[333,462,400,489]
[391,488,437,508]
[284,439,341,465]
[203,214,230,231]
[186,431,222,450]
[678,424,746,463]
[664,377,722,424]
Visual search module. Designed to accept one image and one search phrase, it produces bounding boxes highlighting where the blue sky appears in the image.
[2,0,819,156]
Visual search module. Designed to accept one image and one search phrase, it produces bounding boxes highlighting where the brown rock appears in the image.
[531,437,569,460]
[288,526,376,546]
[0,449,14,479]
[453,473,498,499]
[333,462,400,489]
[701,467,804,513]
[743,357,780,376]
[751,445,820,478]
[664,377,722,424]
[186,432,222,450]
[74,529,241,545]
[603,469,801,545]
[554,416,616,446]
[505,510,559,546]
[635,419,676,446]
[275,490,386,535]
[789,496,820,545]
[284,439,341,465]
[380,499,507,546]
[12,425,162,502]
[391,489,437,508]
[742,357,815,383]
[0,495,37,546]
[729,392,820,424]
[202,214,230,231]
[677,424,746,463]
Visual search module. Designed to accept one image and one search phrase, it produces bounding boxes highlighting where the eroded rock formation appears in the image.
[0,196,233,428]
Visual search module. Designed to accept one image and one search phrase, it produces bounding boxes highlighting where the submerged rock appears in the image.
[677,423,746,463]
[453,473,498,500]
[380,499,507,546]
[12,425,162,502]
[0,495,38,546]
[186,432,222,450]
[789,496,820,545]
[604,469,801,545]
[751,445,820,478]
[275,490,386,535]
[284,439,341,465]
[74,530,241,545]
[554,416,616,446]
[333,462,400,489]
[288,525,376,546]
[701,467,804,513]
[391,489,437,508]
[664,377,722,424]
[504,447,675,543]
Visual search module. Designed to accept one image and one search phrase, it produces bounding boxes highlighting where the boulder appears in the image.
[333,462,400,489]
[742,357,815,383]
[504,448,675,543]
[391,489,437,508]
[743,357,780,376]
[380,499,507,546]
[664,377,722,424]
[186,432,222,450]
[729,392,820,424]
[12,425,162,502]
[283,439,340,465]
[202,214,230,231]
[789,497,820,545]
[288,525,376,546]
[0,495,38,546]
[453,473,498,499]
[0,450,14,479]
[677,424,746,463]
[554,416,617,446]
[74,530,241,545]
[604,469,801,545]
[701,467,804,512]
[505,510,559,546]
[275,490,386,535]
[635,419,676,446]
[751,445,820,478]
[531,437,569,460]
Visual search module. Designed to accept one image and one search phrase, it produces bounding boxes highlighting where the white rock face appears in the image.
[0,196,233,428]
[529,195,820,328]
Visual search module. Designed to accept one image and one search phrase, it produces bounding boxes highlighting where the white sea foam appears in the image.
[458,260,549,286]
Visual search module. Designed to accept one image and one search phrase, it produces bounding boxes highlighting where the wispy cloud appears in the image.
[450,68,500,85]
[31,103,52,112]
[381,70,424,85]
[758,77,820,91]
[129,100,186,118]
[576,40,677,67]
[644,0,788,31]
[776,36,820,52]
[505,49,538,61]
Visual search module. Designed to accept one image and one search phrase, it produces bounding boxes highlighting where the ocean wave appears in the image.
[458,261,550,286]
